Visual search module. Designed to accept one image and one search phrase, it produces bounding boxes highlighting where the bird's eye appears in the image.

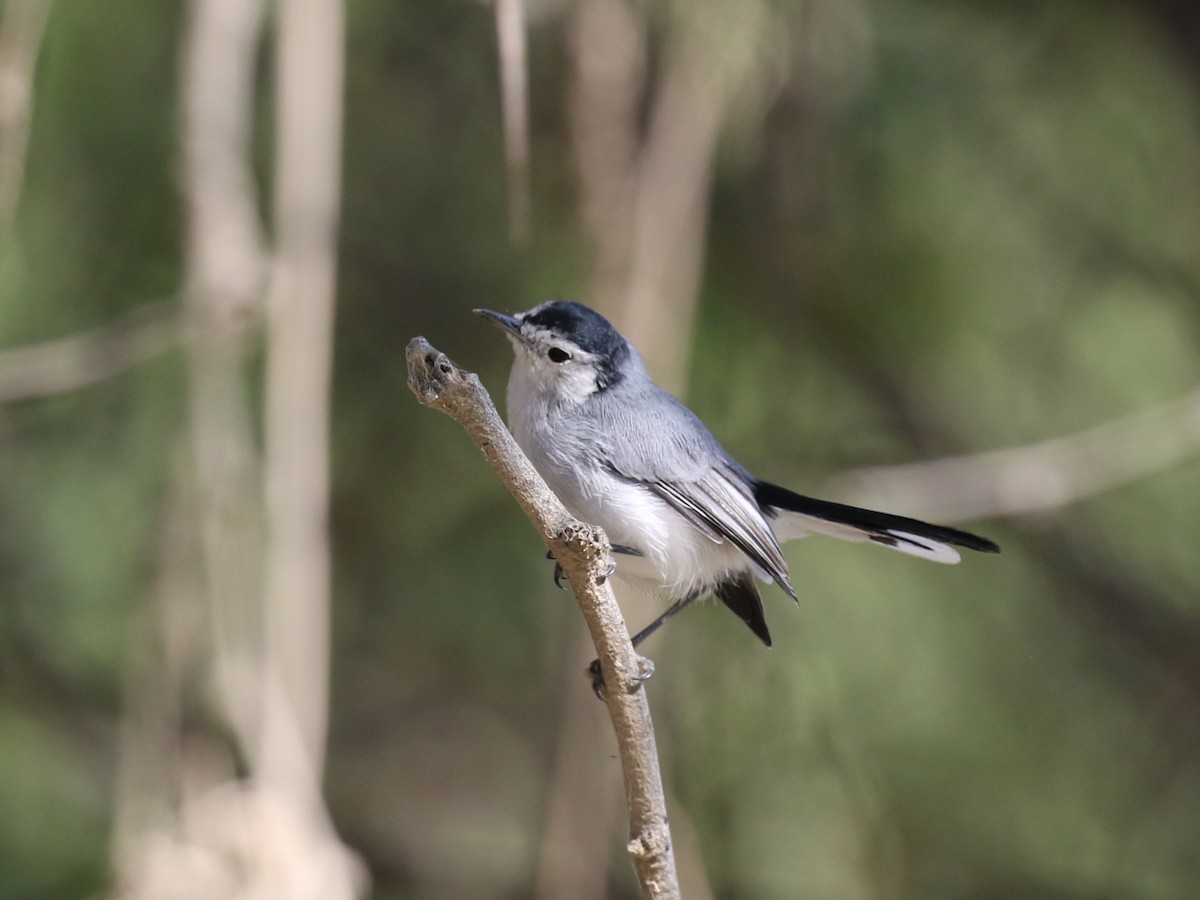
[548,347,571,363]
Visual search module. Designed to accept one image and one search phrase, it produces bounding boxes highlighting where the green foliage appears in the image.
[0,710,107,898]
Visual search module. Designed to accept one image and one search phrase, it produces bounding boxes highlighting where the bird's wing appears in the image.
[588,385,796,597]
[643,464,795,600]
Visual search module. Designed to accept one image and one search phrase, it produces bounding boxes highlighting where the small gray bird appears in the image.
[477,301,998,672]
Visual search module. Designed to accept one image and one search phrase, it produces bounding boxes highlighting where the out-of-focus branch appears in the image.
[567,0,643,316]
[113,0,269,896]
[495,0,531,243]
[111,445,204,873]
[260,0,344,803]
[569,0,778,390]
[827,386,1200,523]
[0,303,179,403]
[179,0,267,765]
[180,0,265,327]
[115,0,363,895]
[260,0,362,894]
[0,0,51,245]
[406,337,681,900]
[254,25,363,900]
[536,662,622,900]
[617,16,734,389]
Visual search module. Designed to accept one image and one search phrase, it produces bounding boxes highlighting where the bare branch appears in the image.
[0,302,179,403]
[260,0,345,807]
[112,0,269,895]
[406,337,681,900]
[179,0,267,764]
[114,0,364,895]
[827,386,1200,522]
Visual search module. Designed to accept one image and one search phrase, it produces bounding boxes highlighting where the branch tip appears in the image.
[405,336,473,407]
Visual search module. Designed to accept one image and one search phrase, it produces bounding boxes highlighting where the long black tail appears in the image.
[754,480,1000,561]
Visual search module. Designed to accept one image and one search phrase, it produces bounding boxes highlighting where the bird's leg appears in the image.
[587,591,699,700]
[627,592,698,648]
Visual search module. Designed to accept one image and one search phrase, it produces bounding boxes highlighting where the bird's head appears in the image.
[475,301,633,404]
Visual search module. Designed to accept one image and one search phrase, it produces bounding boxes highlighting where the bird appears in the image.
[476,301,998,686]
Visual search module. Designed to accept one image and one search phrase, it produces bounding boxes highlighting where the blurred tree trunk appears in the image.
[538,2,783,896]
[110,0,363,896]
[260,0,345,814]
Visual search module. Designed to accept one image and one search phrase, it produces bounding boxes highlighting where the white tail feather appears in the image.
[772,512,962,564]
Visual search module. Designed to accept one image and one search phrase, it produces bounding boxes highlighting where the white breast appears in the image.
[567,473,751,599]
[507,371,750,599]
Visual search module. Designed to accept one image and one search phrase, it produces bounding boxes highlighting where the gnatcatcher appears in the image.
[477,301,998,690]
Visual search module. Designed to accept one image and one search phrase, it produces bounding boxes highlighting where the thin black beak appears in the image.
[474,308,522,337]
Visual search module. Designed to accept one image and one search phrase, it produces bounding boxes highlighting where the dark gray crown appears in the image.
[524,301,630,388]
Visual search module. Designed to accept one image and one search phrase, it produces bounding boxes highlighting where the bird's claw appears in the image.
[546,550,568,590]
[548,550,616,589]
[586,654,656,701]
[587,660,605,700]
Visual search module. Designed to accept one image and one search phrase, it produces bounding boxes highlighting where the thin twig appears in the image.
[406,337,681,900]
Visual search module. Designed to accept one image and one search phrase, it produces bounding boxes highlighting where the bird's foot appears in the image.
[593,544,638,585]
[547,549,621,588]
[586,654,656,701]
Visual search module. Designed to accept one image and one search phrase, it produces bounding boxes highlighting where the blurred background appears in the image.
[1,0,1199,897]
